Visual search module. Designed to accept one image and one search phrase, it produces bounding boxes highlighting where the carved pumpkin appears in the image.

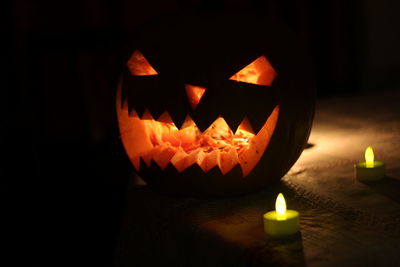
[117,13,315,196]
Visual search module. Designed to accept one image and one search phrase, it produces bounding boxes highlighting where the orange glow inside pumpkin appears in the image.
[185,84,207,110]
[117,91,279,177]
[127,50,158,76]
[229,56,277,86]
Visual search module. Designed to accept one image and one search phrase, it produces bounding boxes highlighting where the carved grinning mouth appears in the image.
[119,51,280,177]
[118,99,279,177]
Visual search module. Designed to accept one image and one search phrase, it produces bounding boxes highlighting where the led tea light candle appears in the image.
[355,146,385,181]
[263,193,299,237]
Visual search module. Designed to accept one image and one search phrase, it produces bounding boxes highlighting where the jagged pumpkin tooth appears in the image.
[131,156,140,171]
[142,146,163,167]
[153,145,178,170]
[231,147,239,162]
[236,116,255,134]
[157,111,175,124]
[238,133,266,177]
[170,148,189,172]
[195,149,206,169]
[199,150,219,172]
[141,109,154,120]
[204,117,232,134]
[180,148,203,171]
[219,148,239,175]
[239,105,280,176]
[128,107,139,118]
[141,153,152,167]
[181,115,197,129]
[116,90,144,172]
[117,102,153,170]
[238,143,260,177]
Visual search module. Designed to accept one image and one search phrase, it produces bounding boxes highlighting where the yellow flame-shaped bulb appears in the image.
[275,193,287,220]
[365,146,375,168]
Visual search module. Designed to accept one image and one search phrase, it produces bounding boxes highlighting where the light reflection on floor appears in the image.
[285,90,400,217]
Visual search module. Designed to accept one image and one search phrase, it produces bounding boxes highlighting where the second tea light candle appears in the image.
[355,146,385,181]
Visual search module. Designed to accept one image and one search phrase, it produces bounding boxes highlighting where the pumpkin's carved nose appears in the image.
[185,84,206,110]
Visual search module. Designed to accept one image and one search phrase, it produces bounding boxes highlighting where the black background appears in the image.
[5,0,400,266]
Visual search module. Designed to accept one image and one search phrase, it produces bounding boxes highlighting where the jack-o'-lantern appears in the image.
[117,13,315,197]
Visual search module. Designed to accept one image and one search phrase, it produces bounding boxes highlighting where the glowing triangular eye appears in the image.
[127,50,158,76]
[229,56,277,86]
[185,84,206,110]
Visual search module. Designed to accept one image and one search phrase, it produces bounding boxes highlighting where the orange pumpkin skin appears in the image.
[117,13,315,197]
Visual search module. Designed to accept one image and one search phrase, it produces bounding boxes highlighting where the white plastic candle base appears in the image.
[355,161,385,181]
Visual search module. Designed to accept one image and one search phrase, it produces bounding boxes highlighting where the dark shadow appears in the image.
[117,177,305,266]
[304,143,315,149]
[256,232,305,266]
[362,176,400,203]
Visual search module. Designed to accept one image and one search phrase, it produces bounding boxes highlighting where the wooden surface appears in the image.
[114,89,400,266]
